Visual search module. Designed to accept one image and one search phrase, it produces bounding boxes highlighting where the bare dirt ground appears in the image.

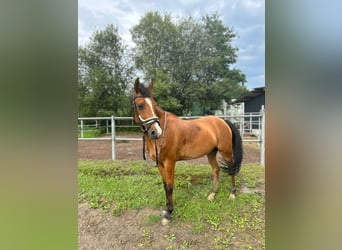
[78,204,224,250]
[78,133,263,249]
[78,133,260,164]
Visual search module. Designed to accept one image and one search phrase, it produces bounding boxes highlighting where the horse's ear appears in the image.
[134,78,140,93]
[147,79,154,93]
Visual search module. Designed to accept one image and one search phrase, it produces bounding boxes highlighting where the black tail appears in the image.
[220,120,243,176]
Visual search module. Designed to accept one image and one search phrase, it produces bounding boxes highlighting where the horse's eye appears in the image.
[138,104,144,110]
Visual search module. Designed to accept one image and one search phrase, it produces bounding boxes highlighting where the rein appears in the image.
[142,111,167,166]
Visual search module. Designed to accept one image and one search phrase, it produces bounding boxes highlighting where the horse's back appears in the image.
[193,116,231,133]
[170,116,232,160]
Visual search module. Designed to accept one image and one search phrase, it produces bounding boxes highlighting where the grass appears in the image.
[78,160,164,214]
[77,128,102,138]
[77,127,141,138]
[78,159,265,248]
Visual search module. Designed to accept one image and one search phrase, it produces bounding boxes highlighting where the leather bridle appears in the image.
[132,95,162,165]
[132,95,160,133]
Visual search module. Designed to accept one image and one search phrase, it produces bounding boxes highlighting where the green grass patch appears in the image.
[78,128,102,138]
[147,214,161,225]
[78,160,164,215]
[239,163,265,188]
[78,159,265,248]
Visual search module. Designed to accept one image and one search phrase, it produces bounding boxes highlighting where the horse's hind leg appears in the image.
[220,151,236,200]
[207,149,219,201]
[229,175,236,200]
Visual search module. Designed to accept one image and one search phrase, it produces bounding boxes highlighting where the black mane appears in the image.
[138,84,151,98]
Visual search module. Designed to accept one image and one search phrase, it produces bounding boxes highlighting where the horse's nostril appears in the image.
[151,130,156,135]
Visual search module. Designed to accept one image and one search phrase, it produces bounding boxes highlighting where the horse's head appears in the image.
[132,78,162,140]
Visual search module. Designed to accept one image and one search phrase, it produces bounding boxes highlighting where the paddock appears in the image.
[78,114,265,249]
[78,132,261,164]
[78,160,265,249]
[78,111,265,165]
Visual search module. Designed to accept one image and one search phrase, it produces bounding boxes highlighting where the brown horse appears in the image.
[132,78,243,225]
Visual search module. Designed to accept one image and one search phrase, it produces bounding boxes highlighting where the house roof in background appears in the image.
[233,87,265,103]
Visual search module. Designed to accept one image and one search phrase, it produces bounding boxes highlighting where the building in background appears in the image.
[226,86,265,136]
[232,87,265,113]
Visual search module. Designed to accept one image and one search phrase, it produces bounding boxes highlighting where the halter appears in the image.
[132,95,160,133]
[143,111,167,167]
[132,95,167,166]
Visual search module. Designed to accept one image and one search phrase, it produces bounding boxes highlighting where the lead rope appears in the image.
[155,140,158,166]
[142,135,146,160]
[142,111,167,167]
[142,135,157,165]
[156,111,167,167]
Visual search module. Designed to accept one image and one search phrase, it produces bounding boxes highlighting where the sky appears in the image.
[78,0,265,89]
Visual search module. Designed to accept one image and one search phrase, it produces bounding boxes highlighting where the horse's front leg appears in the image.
[158,159,175,225]
[161,181,173,224]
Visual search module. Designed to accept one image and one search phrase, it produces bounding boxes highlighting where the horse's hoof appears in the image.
[229,193,236,200]
[161,218,170,225]
[162,210,168,216]
[207,192,216,201]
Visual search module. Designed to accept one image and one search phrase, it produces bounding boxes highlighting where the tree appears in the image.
[131,12,178,79]
[152,71,183,114]
[131,12,248,115]
[78,24,133,117]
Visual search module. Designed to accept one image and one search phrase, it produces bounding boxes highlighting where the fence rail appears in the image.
[78,109,265,165]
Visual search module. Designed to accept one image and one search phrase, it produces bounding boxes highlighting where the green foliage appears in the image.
[78,24,134,117]
[152,71,183,114]
[78,12,250,117]
[131,12,248,115]
[131,12,178,79]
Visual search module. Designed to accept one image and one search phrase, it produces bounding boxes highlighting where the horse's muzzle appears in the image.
[147,123,162,140]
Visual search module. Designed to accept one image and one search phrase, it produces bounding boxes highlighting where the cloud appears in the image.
[79,0,120,17]
[177,0,207,5]
[78,0,265,88]
[241,0,264,14]
[78,0,146,47]
[78,19,92,47]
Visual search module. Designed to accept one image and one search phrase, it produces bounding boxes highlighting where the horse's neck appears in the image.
[155,106,165,117]
[156,106,178,120]
[155,107,166,130]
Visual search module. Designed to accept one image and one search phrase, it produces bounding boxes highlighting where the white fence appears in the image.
[78,109,265,165]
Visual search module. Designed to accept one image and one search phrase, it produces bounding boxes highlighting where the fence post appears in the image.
[260,106,265,166]
[111,115,116,160]
[80,119,84,138]
[106,119,109,134]
[240,115,244,137]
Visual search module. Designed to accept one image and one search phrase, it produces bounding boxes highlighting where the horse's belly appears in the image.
[177,140,215,160]
[175,119,221,160]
